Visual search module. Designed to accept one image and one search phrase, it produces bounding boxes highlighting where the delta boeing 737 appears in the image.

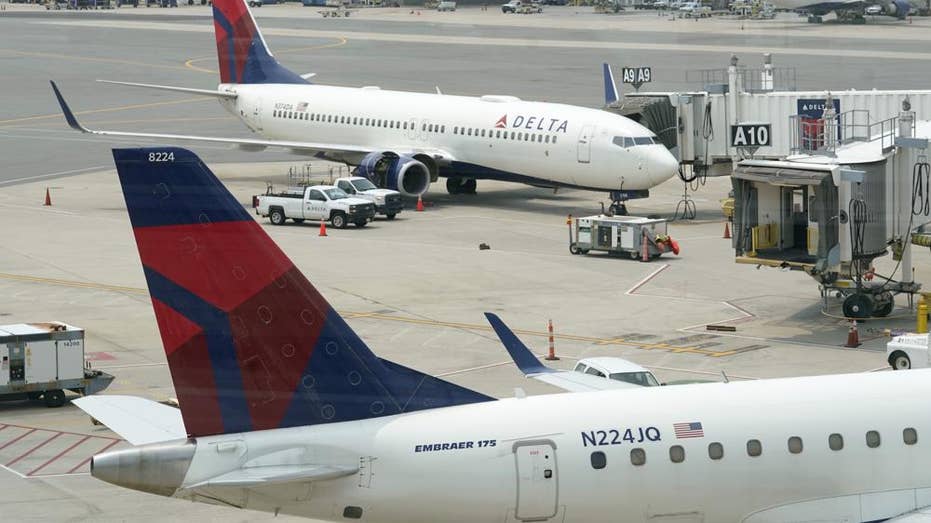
[50,0,678,214]
[76,145,931,522]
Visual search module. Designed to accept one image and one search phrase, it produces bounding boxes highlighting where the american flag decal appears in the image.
[296,102,308,112]
[674,422,704,439]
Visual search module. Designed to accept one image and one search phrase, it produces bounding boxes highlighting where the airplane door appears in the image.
[577,125,594,163]
[514,441,558,521]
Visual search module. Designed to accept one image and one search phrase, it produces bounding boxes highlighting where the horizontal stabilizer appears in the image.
[97,80,238,99]
[187,464,358,489]
[72,395,186,445]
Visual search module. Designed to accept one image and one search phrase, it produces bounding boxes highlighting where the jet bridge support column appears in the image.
[897,101,917,287]
[727,55,741,163]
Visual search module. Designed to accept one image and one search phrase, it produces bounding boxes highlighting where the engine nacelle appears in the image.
[884,0,910,18]
[355,152,431,197]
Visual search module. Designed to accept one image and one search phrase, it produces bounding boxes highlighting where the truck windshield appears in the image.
[609,372,660,387]
[352,179,377,191]
[324,188,349,200]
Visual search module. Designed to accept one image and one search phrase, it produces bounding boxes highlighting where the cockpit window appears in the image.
[613,136,655,148]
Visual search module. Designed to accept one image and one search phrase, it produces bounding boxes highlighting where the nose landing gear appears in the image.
[446,177,477,195]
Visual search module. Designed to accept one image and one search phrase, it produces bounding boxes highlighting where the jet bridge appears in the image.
[611,55,931,184]
[728,101,931,319]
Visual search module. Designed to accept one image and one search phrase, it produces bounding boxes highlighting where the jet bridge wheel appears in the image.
[842,293,874,319]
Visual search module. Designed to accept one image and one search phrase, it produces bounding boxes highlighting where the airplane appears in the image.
[48,0,679,216]
[76,144,931,523]
[768,0,918,22]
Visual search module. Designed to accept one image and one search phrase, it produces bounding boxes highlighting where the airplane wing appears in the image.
[72,395,186,445]
[484,313,641,392]
[50,81,455,164]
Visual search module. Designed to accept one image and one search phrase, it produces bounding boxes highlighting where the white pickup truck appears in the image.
[887,333,929,370]
[255,185,375,228]
[333,177,404,220]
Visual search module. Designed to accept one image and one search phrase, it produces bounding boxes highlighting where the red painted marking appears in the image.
[27,435,91,476]
[134,221,294,311]
[0,428,37,450]
[67,439,121,474]
[0,423,119,441]
[85,352,116,361]
[152,298,203,357]
[6,432,63,467]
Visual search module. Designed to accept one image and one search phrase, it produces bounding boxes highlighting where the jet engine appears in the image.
[355,152,431,197]
[884,0,910,18]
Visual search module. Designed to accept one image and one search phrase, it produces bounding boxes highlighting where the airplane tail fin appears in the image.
[603,63,620,106]
[211,0,307,84]
[113,146,491,438]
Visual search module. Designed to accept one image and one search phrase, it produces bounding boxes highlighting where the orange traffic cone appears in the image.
[723,221,731,239]
[318,218,328,237]
[845,320,860,348]
[544,319,559,361]
[44,188,51,206]
[416,196,425,212]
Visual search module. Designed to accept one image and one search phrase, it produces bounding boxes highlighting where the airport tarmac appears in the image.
[1,4,930,521]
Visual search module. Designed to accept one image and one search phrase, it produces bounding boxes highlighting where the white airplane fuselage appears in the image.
[219,83,679,193]
[171,370,931,522]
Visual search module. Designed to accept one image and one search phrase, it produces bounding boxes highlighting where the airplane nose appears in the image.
[649,146,680,186]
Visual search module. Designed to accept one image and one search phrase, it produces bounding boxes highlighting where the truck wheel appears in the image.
[890,352,911,370]
[269,208,286,226]
[331,212,347,229]
[386,213,397,220]
[27,392,41,401]
[44,389,65,408]
[292,218,305,224]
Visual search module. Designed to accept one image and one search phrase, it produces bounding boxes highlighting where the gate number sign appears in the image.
[622,67,652,89]
[730,124,772,148]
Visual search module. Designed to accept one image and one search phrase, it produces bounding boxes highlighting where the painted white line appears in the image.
[435,360,514,377]
[625,264,670,295]
[0,165,107,187]
[94,362,167,370]
[29,472,91,479]
[0,463,27,479]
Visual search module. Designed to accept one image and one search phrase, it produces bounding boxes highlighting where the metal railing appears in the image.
[789,111,902,155]
[685,66,798,93]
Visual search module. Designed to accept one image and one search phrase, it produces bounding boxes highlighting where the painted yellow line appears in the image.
[0,49,194,73]
[183,37,348,75]
[0,272,730,357]
[0,97,210,127]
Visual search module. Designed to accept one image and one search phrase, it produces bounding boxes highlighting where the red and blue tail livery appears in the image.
[212,0,307,85]
[113,147,492,437]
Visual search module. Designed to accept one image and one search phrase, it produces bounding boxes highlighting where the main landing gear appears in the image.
[446,177,477,195]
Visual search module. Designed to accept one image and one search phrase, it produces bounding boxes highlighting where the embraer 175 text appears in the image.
[76,145,931,523]
[50,0,678,213]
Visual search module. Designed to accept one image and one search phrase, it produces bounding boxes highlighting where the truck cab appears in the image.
[573,357,661,387]
[334,177,404,219]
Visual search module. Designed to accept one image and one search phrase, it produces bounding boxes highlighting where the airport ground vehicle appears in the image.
[255,185,375,228]
[680,1,710,15]
[572,358,661,387]
[501,0,520,11]
[0,322,113,407]
[887,333,929,370]
[568,214,678,260]
[437,0,456,10]
[333,177,403,219]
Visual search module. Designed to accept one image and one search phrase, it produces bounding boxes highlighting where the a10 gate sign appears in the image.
[730,124,772,148]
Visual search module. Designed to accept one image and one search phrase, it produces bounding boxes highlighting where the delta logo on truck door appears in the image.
[494,114,569,133]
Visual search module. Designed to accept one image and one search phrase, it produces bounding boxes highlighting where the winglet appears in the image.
[484,313,555,376]
[603,63,620,106]
[50,81,88,133]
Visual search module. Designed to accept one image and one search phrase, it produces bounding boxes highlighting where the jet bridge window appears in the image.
[904,428,918,445]
[866,431,881,448]
[746,439,762,457]
[630,448,646,466]
[669,445,685,463]
[787,436,803,454]
[828,433,844,451]
[590,451,606,470]
[708,442,724,460]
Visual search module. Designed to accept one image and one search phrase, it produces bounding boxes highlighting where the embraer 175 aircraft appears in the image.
[77,145,931,523]
[49,0,678,213]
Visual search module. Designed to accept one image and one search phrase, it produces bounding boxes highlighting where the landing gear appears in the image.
[606,190,630,216]
[446,177,477,195]
[842,293,874,319]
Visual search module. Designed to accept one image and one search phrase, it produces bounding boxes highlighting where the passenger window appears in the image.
[453,126,458,134]
[904,428,918,445]
[866,431,881,448]
[441,125,445,133]
[511,131,516,140]
[747,439,762,457]
[787,436,803,454]
[553,136,557,144]
[545,135,550,144]
[630,448,646,466]
[708,442,723,460]
[518,132,523,140]
[590,451,606,470]
[481,129,486,137]
[468,129,473,136]
[669,445,685,463]
[584,367,605,378]
[829,433,844,451]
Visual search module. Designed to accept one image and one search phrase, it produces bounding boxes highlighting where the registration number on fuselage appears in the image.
[581,427,661,447]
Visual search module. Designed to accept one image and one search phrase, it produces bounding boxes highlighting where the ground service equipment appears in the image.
[569,214,678,260]
[0,322,113,407]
